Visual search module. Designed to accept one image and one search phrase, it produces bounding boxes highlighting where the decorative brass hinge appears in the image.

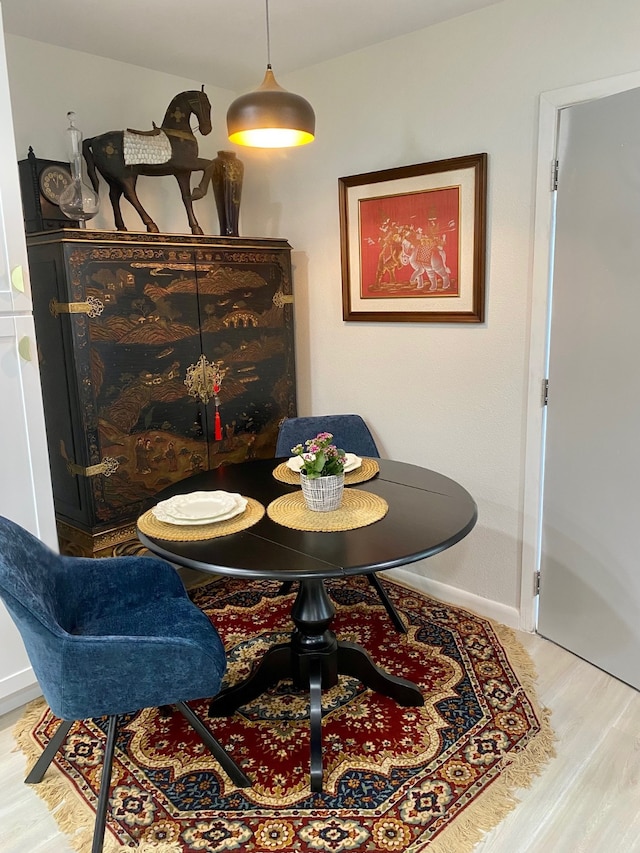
[50,296,105,319]
[66,457,120,478]
[60,440,119,478]
[273,290,294,308]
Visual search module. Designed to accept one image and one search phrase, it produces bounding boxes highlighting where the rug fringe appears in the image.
[425,620,556,853]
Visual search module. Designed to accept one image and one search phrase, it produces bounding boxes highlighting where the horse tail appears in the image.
[82,137,100,192]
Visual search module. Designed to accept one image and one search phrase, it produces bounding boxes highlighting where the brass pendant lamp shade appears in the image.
[226,0,315,148]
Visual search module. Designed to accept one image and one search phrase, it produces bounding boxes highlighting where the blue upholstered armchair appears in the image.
[275,414,406,633]
[0,515,250,853]
[275,413,380,459]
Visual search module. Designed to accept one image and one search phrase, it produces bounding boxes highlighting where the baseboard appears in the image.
[0,672,42,716]
[385,568,522,630]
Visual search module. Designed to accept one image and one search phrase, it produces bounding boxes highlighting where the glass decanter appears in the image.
[58,111,99,227]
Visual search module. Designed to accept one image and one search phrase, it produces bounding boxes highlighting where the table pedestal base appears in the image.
[208,577,423,792]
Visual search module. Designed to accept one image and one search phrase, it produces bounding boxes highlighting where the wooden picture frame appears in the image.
[339,153,487,322]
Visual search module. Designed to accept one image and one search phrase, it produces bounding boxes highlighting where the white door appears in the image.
[537,86,640,690]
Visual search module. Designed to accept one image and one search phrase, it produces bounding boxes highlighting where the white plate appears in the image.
[160,490,238,520]
[153,492,246,524]
[285,456,305,472]
[344,453,363,473]
[285,453,362,474]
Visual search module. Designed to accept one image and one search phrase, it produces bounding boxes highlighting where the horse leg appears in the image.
[175,171,203,235]
[120,175,159,233]
[192,159,215,201]
[106,180,127,231]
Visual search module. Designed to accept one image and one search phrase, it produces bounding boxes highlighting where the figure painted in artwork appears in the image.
[165,441,178,471]
[134,437,146,474]
[375,219,404,285]
[190,451,204,472]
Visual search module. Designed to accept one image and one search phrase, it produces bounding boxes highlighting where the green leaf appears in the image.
[314,451,326,473]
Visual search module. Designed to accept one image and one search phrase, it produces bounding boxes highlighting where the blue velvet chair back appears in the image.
[276,414,380,458]
[0,515,227,721]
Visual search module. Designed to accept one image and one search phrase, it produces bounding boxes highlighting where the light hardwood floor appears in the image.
[0,630,639,853]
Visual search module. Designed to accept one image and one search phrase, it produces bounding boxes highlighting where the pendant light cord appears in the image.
[265,0,272,69]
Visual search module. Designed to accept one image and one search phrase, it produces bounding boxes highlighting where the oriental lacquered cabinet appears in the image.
[26,229,297,556]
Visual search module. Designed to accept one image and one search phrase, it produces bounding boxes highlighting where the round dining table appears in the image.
[137,457,477,792]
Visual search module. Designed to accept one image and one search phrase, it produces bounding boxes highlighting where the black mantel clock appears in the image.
[18,146,79,232]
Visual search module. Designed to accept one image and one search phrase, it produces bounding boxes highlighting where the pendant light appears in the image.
[226,0,315,148]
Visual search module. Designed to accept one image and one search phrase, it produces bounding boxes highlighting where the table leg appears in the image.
[308,656,324,793]
[336,640,424,706]
[209,643,292,716]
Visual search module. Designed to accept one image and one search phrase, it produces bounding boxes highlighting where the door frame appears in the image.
[521,69,640,633]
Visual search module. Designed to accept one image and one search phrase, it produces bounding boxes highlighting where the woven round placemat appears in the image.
[137,497,265,541]
[267,488,388,532]
[272,457,380,487]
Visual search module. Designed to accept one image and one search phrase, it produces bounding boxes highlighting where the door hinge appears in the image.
[49,296,104,319]
[273,290,294,307]
[542,378,549,406]
[551,159,559,191]
[59,440,119,478]
[534,572,541,595]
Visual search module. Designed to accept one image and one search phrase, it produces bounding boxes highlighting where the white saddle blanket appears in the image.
[123,130,172,166]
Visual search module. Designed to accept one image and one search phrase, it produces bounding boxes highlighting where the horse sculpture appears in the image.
[83,89,213,235]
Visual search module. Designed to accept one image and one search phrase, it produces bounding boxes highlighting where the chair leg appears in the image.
[24,718,74,784]
[278,580,294,595]
[175,701,251,788]
[367,573,407,634]
[91,714,119,853]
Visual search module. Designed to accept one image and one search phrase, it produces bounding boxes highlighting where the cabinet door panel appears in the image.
[195,248,296,468]
[68,243,207,525]
[29,257,88,524]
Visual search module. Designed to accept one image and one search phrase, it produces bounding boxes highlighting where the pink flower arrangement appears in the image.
[291,432,346,479]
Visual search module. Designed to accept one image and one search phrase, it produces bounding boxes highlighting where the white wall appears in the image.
[5,0,640,628]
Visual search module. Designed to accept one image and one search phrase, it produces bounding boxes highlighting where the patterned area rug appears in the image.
[14,576,554,853]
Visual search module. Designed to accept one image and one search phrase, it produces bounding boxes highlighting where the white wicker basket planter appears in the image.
[300,472,345,512]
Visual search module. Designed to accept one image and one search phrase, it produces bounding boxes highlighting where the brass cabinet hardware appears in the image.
[66,457,120,478]
[273,290,293,308]
[184,354,226,406]
[49,296,104,318]
[60,439,119,478]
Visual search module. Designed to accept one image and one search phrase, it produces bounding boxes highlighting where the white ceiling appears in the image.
[1,0,501,91]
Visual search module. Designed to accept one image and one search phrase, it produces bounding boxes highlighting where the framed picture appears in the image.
[339,153,487,322]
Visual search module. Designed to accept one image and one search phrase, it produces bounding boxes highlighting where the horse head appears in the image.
[187,88,212,136]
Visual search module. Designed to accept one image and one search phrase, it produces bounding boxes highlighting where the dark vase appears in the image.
[212,150,244,237]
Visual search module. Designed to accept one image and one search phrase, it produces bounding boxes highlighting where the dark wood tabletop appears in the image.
[136,457,478,581]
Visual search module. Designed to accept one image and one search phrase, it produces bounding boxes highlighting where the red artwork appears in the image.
[358,186,460,298]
